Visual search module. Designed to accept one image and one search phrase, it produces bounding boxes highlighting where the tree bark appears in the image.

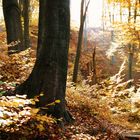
[23,0,30,49]
[92,45,97,84]
[72,0,90,83]
[15,0,73,123]
[2,0,24,54]
[18,0,23,12]
[37,0,47,57]
[128,0,131,23]
[134,0,138,23]
[110,30,115,65]
[83,0,88,50]
[128,44,133,87]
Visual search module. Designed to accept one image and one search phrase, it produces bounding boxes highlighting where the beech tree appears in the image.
[18,0,30,49]
[23,0,30,49]
[2,0,23,54]
[72,0,90,83]
[83,0,88,50]
[15,0,73,123]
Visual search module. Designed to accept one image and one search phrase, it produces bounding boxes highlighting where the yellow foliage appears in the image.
[67,62,140,130]
[0,94,55,137]
[37,124,45,132]
[55,100,61,103]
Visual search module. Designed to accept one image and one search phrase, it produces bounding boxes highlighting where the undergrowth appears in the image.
[67,61,140,130]
[0,94,61,139]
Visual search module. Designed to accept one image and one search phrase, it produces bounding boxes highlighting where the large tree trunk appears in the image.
[2,0,24,54]
[37,0,47,57]
[23,0,30,49]
[15,0,73,123]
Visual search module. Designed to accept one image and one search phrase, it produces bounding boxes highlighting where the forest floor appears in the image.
[0,24,140,139]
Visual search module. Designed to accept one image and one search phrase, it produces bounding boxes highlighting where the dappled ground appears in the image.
[0,82,115,140]
[0,24,140,139]
[0,64,140,139]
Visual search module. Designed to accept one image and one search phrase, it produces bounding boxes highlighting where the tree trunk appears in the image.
[127,1,133,87]
[18,0,23,12]
[87,62,91,76]
[112,1,115,24]
[37,0,47,57]
[119,1,122,22]
[110,30,115,65]
[84,20,87,50]
[2,0,24,54]
[72,0,90,83]
[92,45,97,84]
[80,0,84,24]
[15,0,73,123]
[128,44,133,87]
[134,0,138,23]
[23,0,30,49]
[128,0,131,23]
[108,4,112,24]
[83,0,88,50]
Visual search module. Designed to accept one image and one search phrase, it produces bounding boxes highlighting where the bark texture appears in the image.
[23,0,30,49]
[15,0,73,123]
[2,0,23,54]
[72,0,90,83]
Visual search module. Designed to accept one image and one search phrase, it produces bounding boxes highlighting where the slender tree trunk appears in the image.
[108,4,112,24]
[15,0,73,123]
[92,45,97,84]
[128,44,133,87]
[128,0,131,23]
[127,0,133,87]
[84,20,87,50]
[2,0,24,54]
[119,1,122,22]
[83,0,88,50]
[72,0,90,83]
[23,0,30,49]
[112,1,115,24]
[87,62,91,76]
[134,0,138,23]
[110,30,115,65]
[80,0,84,24]
[18,0,23,12]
